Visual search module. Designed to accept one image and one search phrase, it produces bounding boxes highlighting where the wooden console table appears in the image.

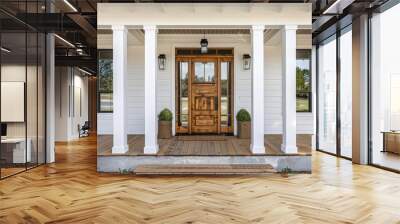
[382,131,400,155]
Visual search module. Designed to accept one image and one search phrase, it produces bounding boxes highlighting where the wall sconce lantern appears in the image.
[158,54,166,70]
[243,54,251,70]
[200,38,208,54]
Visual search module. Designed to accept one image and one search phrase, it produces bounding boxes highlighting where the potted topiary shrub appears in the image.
[236,109,251,139]
[158,108,173,139]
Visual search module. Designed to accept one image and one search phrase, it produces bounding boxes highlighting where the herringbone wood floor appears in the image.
[1,135,400,224]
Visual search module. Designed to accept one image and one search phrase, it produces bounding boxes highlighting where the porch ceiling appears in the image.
[97,3,311,29]
[97,27,311,47]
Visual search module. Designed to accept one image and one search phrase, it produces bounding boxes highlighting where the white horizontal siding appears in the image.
[126,46,145,134]
[97,33,314,135]
[97,113,112,134]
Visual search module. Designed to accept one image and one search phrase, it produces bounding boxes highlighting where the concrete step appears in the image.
[134,164,276,175]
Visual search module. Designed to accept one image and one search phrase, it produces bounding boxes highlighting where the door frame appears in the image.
[175,48,234,135]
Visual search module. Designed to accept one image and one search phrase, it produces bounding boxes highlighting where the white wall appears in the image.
[55,67,89,141]
[97,31,314,135]
[1,65,35,138]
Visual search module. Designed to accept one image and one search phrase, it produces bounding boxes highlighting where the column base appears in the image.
[144,144,159,154]
[281,144,298,154]
[112,145,129,154]
[250,144,265,154]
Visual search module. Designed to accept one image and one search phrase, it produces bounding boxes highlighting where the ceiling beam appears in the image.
[67,14,97,38]
[264,29,279,43]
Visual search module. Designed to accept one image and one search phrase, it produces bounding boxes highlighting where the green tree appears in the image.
[99,59,113,92]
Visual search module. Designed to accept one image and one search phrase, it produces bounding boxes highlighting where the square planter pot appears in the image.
[158,121,172,139]
[237,121,251,139]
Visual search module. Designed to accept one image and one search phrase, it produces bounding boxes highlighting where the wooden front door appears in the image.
[175,48,234,135]
[191,59,218,133]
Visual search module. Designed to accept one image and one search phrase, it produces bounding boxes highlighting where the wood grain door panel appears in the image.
[191,60,218,133]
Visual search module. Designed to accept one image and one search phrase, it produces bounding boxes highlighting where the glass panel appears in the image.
[318,37,337,154]
[98,50,113,112]
[194,62,215,83]
[1,29,28,178]
[0,1,46,178]
[37,32,46,165]
[371,4,400,171]
[99,93,113,112]
[296,50,312,112]
[340,29,352,158]
[179,62,189,127]
[221,61,230,126]
[27,30,38,169]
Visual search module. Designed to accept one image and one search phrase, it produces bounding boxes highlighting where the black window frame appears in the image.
[97,49,113,113]
[296,49,312,113]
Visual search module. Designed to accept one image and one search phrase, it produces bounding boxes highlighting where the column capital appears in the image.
[282,25,298,31]
[251,25,265,32]
[112,25,127,32]
[143,25,158,33]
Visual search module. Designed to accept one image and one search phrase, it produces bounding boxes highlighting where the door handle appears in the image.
[214,96,218,111]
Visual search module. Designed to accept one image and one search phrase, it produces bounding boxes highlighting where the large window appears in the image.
[340,27,352,158]
[370,3,400,171]
[316,25,353,159]
[296,49,312,112]
[318,36,337,155]
[98,50,113,112]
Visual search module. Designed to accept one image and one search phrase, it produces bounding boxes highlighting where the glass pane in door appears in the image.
[194,62,215,83]
[221,61,230,126]
[179,62,189,127]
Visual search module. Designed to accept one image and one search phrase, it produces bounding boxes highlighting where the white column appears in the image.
[352,14,369,164]
[46,0,55,163]
[250,25,265,154]
[46,33,55,163]
[281,25,298,153]
[112,25,128,154]
[144,25,159,154]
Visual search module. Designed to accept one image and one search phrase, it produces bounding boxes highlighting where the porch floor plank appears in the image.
[97,134,312,156]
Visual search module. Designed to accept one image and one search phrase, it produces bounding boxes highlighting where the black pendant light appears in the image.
[200,32,208,54]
